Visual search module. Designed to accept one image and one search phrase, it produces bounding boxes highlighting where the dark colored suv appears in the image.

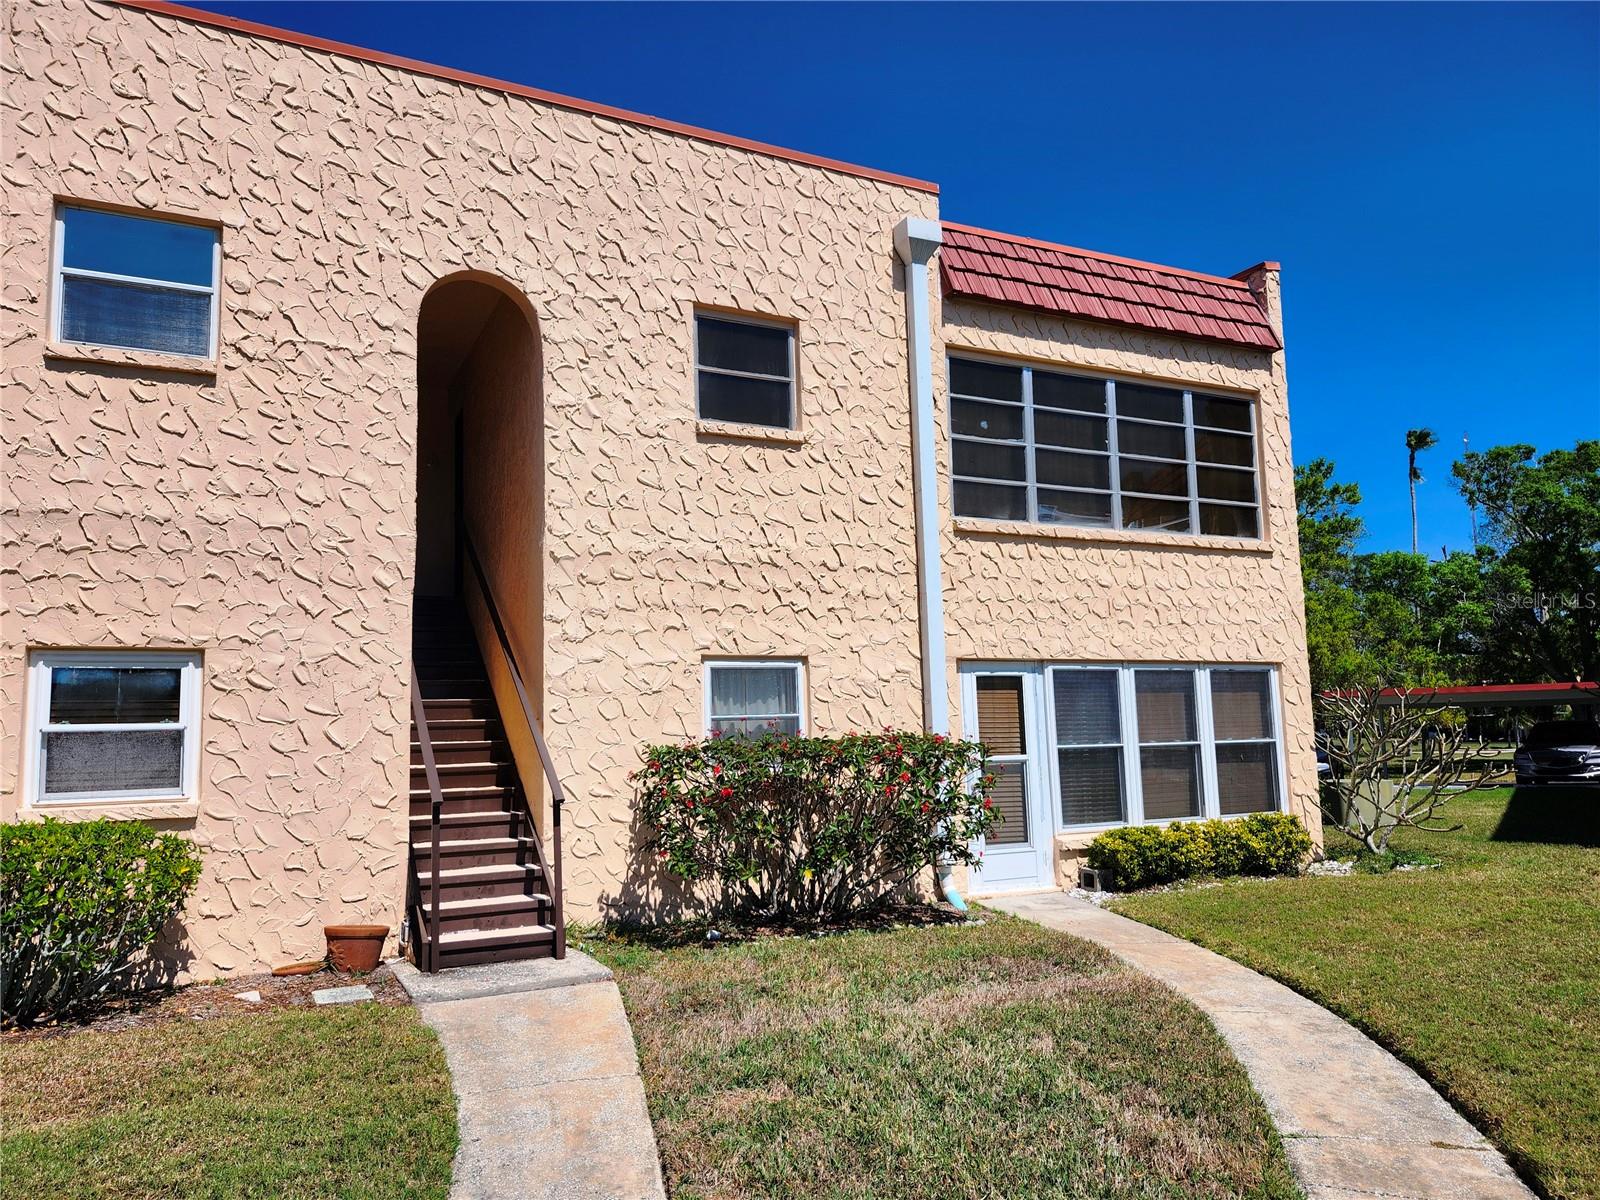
[1514,720,1600,785]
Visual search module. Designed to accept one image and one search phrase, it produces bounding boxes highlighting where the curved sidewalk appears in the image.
[987,892,1533,1200]
[395,953,667,1200]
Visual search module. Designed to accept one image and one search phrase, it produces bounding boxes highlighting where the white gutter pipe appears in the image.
[893,217,966,913]
[893,217,948,734]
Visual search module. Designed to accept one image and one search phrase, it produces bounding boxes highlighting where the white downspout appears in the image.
[893,217,965,912]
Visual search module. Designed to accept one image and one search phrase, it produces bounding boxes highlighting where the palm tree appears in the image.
[1405,427,1438,554]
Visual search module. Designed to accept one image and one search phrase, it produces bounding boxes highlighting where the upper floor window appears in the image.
[949,356,1260,538]
[53,205,220,359]
[26,650,203,804]
[705,659,804,737]
[695,312,795,429]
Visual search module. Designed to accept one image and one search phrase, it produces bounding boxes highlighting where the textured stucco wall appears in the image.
[1,0,934,974]
[936,270,1321,892]
[2,1,1313,973]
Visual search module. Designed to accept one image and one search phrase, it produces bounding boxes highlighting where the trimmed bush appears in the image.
[1086,813,1312,891]
[2,819,202,1027]
[635,731,998,921]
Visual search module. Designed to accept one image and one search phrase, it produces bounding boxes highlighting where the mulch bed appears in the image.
[3,960,413,1043]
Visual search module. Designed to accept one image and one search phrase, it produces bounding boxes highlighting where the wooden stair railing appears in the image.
[460,531,567,961]
[410,665,445,973]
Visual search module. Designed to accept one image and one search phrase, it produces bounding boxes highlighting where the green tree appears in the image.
[1295,458,1365,692]
[1405,427,1438,555]
[1452,441,1600,682]
[1296,458,1495,691]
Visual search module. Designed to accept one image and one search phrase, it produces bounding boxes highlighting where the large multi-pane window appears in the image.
[1046,665,1282,827]
[26,651,203,804]
[53,205,221,358]
[949,356,1261,537]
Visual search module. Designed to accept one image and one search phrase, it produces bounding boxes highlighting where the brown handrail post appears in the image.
[411,667,445,973]
[461,530,567,959]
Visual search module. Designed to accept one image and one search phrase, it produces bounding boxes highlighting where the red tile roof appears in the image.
[940,223,1280,351]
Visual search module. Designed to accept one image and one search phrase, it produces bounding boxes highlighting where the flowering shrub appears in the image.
[1085,813,1312,891]
[635,730,998,921]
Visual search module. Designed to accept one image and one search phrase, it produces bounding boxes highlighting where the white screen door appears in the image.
[961,665,1053,892]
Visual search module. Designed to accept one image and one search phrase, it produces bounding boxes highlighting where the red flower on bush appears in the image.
[719,786,733,798]
[898,771,911,783]
[712,764,722,776]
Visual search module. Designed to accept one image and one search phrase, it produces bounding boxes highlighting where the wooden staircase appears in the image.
[408,597,560,971]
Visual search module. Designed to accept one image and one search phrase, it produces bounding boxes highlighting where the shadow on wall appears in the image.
[135,916,198,996]
[1491,786,1600,848]
[598,809,716,929]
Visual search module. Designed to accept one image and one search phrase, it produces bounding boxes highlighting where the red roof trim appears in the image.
[941,221,1254,290]
[108,0,939,195]
[1383,682,1600,697]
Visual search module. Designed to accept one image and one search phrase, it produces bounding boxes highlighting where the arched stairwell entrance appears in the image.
[408,273,565,971]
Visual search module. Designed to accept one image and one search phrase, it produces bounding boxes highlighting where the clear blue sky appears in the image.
[197,1,1599,555]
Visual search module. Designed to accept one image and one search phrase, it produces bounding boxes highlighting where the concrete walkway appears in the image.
[394,953,667,1200]
[987,892,1534,1200]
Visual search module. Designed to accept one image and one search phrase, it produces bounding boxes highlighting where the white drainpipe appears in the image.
[893,217,966,912]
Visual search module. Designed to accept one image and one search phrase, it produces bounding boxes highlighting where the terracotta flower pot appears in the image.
[324,924,390,974]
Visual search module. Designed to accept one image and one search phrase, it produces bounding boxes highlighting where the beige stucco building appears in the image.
[2,0,1318,977]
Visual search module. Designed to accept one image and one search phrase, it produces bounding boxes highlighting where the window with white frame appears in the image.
[705,660,804,737]
[1210,669,1281,814]
[53,205,221,358]
[949,356,1261,537]
[695,312,796,429]
[26,651,203,804]
[1048,664,1282,827]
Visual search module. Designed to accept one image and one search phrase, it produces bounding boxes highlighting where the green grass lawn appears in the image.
[1114,786,1599,1200]
[588,913,1301,1200]
[0,1005,457,1200]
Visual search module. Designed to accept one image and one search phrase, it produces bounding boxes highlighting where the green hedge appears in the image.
[1085,813,1312,891]
[2,819,202,1027]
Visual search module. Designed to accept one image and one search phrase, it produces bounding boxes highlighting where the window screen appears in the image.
[975,676,1029,845]
[1211,670,1280,814]
[56,206,218,357]
[1135,670,1201,820]
[1052,669,1125,826]
[695,314,795,429]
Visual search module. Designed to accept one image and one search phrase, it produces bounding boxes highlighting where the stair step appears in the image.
[411,739,511,766]
[414,718,505,743]
[409,835,535,854]
[432,892,552,915]
[437,923,556,948]
[415,661,487,678]
[414,861,541,884]
[410,809,518,826]
[420,696,499,720]
[409,783,513,801]
[417,678,491,697]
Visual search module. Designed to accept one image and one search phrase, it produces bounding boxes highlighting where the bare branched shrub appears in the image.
[1316,686,1511,853]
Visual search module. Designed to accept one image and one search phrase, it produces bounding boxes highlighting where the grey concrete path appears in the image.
[988,892,1534,1200]
[394,952,667,1200]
